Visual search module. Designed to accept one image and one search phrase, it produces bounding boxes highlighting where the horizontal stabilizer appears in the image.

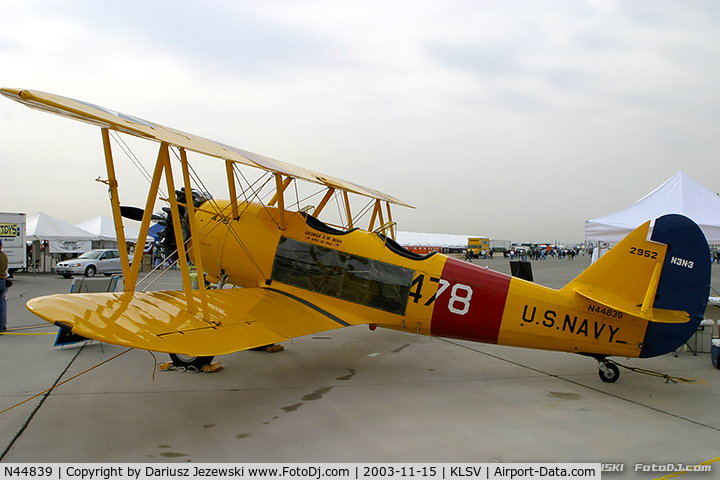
[27,288,358,356]
[648,309,691,324]
[572,284,689,323]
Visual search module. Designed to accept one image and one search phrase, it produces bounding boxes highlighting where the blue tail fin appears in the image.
[640,214,711,357]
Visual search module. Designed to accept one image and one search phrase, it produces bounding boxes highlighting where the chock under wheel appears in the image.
[158,360,224,373]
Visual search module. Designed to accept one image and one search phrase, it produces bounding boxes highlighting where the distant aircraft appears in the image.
[2,88,710,382]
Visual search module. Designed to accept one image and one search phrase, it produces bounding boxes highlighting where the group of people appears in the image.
[504,247,583,261]
[712,250,720,264]
[464,250,494,261]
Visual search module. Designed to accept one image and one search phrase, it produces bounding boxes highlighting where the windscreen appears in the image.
[271,237,414,315]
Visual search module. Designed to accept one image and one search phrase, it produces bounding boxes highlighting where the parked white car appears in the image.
[55,249,123,278]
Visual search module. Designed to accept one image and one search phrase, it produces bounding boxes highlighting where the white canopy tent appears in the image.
[396,231,470,249]
[76,216,140,245]
[27,212,95,253]
[26,212,96,271]
[585,171,720,244]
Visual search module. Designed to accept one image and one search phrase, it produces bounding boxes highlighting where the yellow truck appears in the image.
[467,237,490,258]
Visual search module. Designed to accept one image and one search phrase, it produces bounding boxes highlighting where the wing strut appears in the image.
[118,141,208,325]
[343,191,354,229]
[274,173,286,230]
[180,147,211,323]
[127,141,166,291]
[314,187,335,217]
[225,160,240,220]
[101,128,132,284]
[369,199,385,232]
[161,144,198,313]
[269,176,293,207]
[385,202,396,240]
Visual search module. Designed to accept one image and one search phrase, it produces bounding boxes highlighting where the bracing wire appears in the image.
[352,199,376,227]
[175,150,267,278]
[109,131,152,183]
[293,177,300,212]
[108,131,168,199]
[287,188,326,212]
[233,164,274,206]
[334,190,346,226]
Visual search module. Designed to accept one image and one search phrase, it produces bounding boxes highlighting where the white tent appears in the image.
[75,216,140,243]
[585,171,720,244]
[397,231,470,248]
[27,212,94,253]
[26,213,95,270]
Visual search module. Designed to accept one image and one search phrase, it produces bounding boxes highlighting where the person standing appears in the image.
[0,240,8,332]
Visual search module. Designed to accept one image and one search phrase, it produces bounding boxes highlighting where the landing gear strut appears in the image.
[598,360,620,383]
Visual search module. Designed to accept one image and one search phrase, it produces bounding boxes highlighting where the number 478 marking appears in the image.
[409,274,473,315]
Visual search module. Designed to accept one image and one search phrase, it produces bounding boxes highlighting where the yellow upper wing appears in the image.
[0,88,412,209]
[27,288,361,356]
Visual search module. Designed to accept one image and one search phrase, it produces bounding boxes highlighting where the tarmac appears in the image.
[1,256,720,476]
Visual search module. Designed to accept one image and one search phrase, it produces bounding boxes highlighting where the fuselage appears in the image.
[193,200,645,359]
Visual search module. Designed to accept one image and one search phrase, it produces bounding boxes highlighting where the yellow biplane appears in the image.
[2,88,711,382]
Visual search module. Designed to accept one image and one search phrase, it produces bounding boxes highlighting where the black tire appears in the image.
[599,362,620,383]
[169,353,214,370]
[84,265,97,277]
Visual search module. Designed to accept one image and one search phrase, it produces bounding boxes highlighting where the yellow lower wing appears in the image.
[26,288,356,356]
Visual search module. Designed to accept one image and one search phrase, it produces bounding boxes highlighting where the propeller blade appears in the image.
[120,206,145,221]
[120,206,165,222]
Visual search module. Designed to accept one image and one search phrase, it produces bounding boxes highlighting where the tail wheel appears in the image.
[598,361,620,383]
[169,353,214,370]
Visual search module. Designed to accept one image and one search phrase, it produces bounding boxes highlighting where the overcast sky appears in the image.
[2,0,719,243]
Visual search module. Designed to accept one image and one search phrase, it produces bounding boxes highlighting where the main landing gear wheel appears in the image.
[598,361,620,383]
[169,353,214,370]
